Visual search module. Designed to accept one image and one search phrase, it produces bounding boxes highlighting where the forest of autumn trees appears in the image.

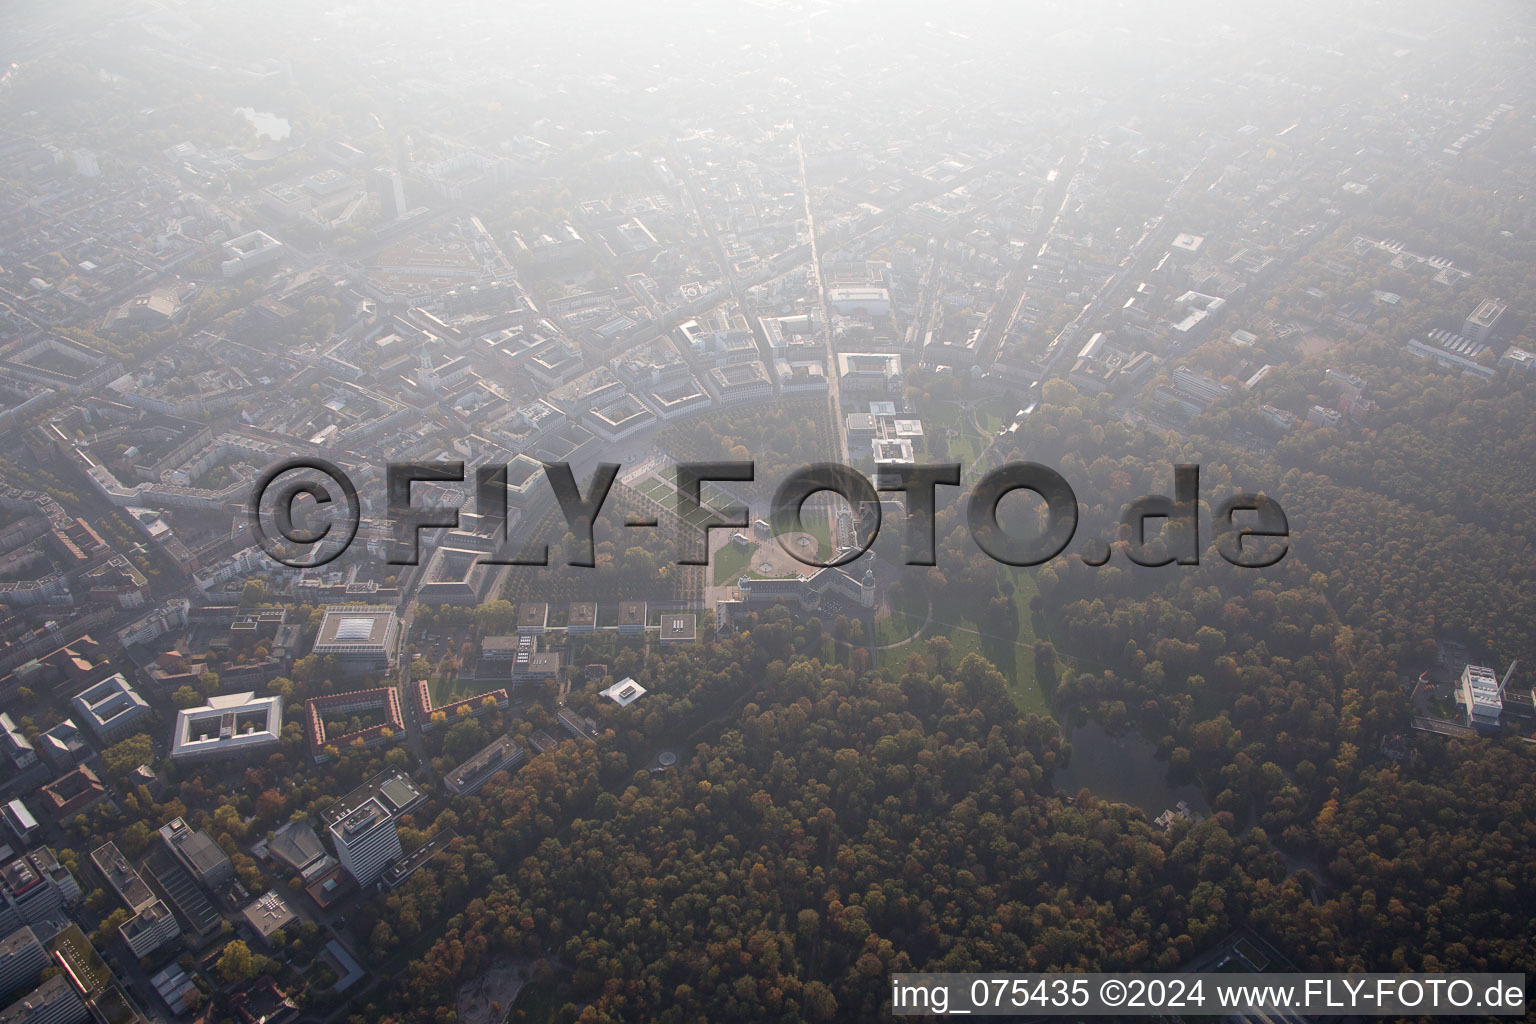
[336,341,1536,1023]
[347,639,1532,1024]
[351,647,1299,1023]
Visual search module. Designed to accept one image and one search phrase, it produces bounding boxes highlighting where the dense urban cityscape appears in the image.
[0,0,1532,1021]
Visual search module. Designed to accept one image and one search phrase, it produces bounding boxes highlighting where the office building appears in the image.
[158,818,234,890]
[319,769,424,831]
[443,736,525,796]
[0,975,87,1024]
[617,601,647,634]
[89,843,155,914]
[1499,346,1536,372]
[312,606,399,672]
[599,678,646,707]
[328,798,402,888]
[13,851,75,910]
[69,675,150,745]
[1460,664,1504,730]
[239,892,296,949]
[169,692,283,762]
[836,353,903,395]
[659,614,697,644]
[1,804,35,846]
[119,900,178,958]
[0,928,45,1002]
[141,849,221,943]
[372,167,408,222]
[220,230,285,278]
[516,603,548,634]
[566,602,597,634]
[0,859,61,935]
[1463,299,1507,343]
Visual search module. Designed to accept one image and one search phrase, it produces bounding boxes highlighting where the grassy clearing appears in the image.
[870,567,1047,715]
[712,540,755,586]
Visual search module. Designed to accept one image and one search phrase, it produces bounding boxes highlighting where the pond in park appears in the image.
[1054,720,1209,818]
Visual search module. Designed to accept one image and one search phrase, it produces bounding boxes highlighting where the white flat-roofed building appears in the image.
[1499,346,1535,372]
[872,437,915,468]
[599,678,647,707]
[116,597,191,647]
[1463,299,1507,343]
[0,804,35,844]
[70,674,150,744]
[1170,233,1204,257]
[826,287,890,317]
[169,692,283,761]
[1460,664,1504,729]
[329,797,401,888]
[659,614,697,645]
[1245,365,1274,390]
[239,891,296,948]
[220,230,284,278]
[312,605,399,671]
[1172,366,1230,405]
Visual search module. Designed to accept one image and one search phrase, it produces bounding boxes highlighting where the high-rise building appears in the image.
[0,975,87,1024]
[1463,299,1507,343]
[372,167,407,222]
[0,928,45,1002]
[328,798,401,888]
[0,853,71,933]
